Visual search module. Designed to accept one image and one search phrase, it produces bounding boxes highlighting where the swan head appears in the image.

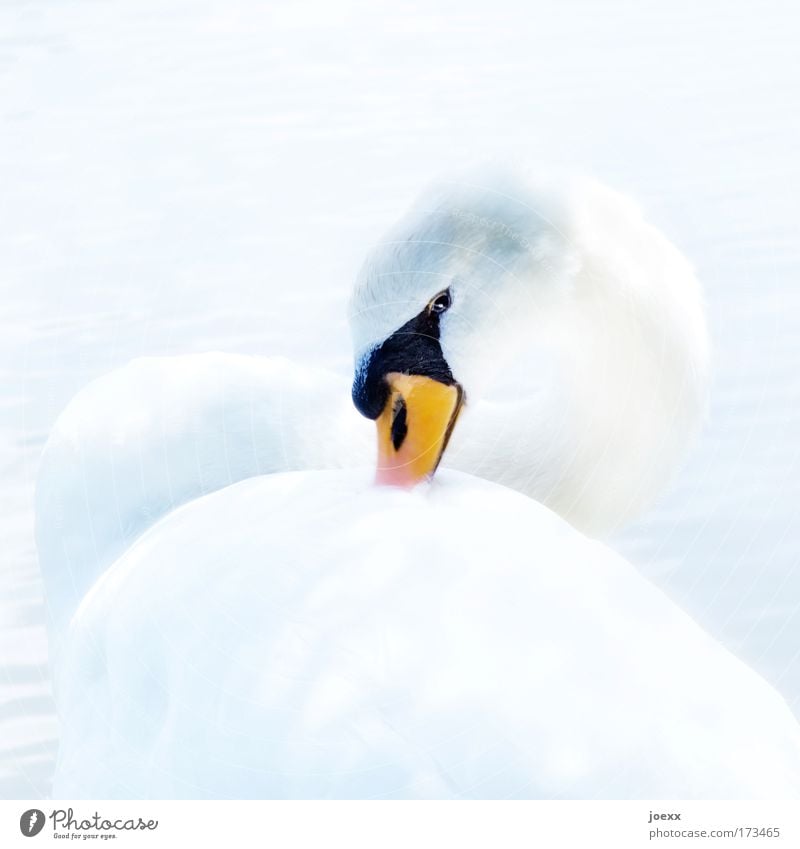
[349,167,709,532]
[349,284,465,486]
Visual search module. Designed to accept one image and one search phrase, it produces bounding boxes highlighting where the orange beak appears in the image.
[375,372,464,487]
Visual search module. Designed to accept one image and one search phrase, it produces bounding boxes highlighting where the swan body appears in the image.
[38,168,791,801]
[53,470,800,799]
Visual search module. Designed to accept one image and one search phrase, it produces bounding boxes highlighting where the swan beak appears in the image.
[375,372,464,487]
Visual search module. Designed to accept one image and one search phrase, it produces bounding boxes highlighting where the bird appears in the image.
[40,167,800,799]
[36,167,709,634]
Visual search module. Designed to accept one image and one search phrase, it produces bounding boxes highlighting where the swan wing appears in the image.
[35,353,370,638]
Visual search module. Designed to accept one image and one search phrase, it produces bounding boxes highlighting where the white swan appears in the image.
[37,170,708,633]
[38,167,800,798]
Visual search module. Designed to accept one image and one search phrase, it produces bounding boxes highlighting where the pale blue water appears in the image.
[1,0,799,798]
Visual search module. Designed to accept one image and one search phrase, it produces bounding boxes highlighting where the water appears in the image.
[1,0,799,798]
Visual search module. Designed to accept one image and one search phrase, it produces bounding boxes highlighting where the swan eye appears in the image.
[428,289,452,315]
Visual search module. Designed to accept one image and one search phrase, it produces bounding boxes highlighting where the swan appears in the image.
[37,167,800,798]
[37,169,708,634]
